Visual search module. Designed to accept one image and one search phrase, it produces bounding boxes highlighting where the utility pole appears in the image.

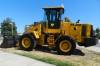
[10,22,13,36]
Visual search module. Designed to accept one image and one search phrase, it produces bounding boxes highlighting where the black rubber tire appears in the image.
[19,34,35,51]
[56,36,76,55]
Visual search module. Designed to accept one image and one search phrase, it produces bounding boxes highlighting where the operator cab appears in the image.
[43,6,64,29]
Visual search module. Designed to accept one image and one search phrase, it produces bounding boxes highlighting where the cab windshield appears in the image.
[44,7,64,22]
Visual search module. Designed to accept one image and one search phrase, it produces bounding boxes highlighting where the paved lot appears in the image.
[0,51,54,66]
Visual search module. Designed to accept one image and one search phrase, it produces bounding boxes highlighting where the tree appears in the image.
[96,28,100,33]
[95,28,100,39]
[64,17,71,22]
[1,17,17,36]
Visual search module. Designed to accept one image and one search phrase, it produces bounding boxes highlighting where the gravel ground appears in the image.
[0,47,100,66]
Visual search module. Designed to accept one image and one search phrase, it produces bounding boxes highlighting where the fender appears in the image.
[55,35,75,43]
[23,31,39,39]
[33,31,40,39]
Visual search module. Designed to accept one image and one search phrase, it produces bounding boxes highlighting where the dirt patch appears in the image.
[0,48,100,66]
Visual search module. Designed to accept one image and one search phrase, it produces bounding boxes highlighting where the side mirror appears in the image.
[76,20,80,23]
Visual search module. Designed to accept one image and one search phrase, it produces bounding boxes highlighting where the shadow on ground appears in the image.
[35,47,85,56]
[71,49,85,56]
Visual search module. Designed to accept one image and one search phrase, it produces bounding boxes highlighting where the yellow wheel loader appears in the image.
[19,6,97,55]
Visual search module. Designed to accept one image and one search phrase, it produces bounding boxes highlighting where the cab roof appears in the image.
[43,6,64,10]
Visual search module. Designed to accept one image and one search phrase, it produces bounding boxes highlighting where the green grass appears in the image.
[15,52,73,66]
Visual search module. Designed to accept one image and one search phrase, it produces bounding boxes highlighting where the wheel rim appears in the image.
[22,38,31,48]
[59,40,72,52]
